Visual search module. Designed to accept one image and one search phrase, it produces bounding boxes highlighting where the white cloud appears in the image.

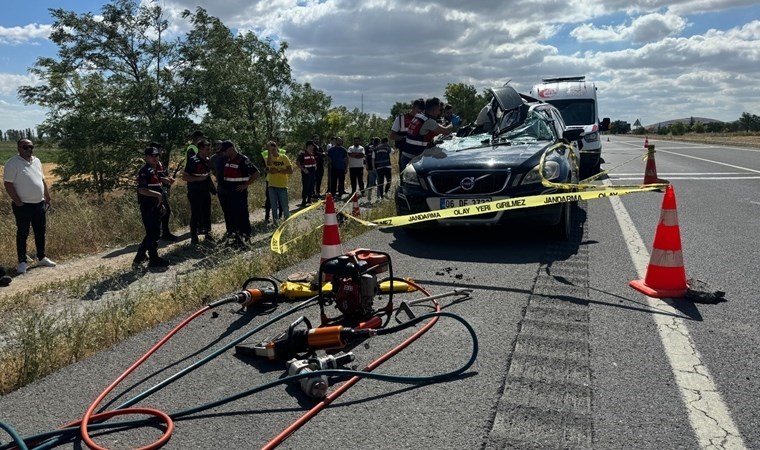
[0,24,51,45]
[571,12,687,44]
[0,73,40,96]
[7,1,760,127]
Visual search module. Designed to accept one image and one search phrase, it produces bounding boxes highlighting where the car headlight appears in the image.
[584,132,599,142]
[521,161,560,184]
[401,164,421,186]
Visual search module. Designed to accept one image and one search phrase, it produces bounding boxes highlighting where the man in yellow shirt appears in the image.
[266,141,293,226]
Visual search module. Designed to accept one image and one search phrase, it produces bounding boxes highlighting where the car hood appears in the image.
[412,133,550,172]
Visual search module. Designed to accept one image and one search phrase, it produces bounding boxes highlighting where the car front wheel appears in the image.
[550,200,572,240]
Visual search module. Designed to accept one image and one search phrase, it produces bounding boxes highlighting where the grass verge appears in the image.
[0,198,395,394]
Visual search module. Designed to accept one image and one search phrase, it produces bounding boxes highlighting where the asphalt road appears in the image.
[0,136,758,449]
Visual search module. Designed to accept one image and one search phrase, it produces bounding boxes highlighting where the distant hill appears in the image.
[645,117,723,128]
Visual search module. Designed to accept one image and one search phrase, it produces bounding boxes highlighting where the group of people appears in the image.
[2,97,462,277]
[133,132,264,267]
[390,97,460,172]
[317,135,394,202]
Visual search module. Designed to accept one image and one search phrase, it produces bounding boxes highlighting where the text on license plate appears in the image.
[439,198,492,209]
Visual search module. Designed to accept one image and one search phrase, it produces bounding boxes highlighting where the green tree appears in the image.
[180,7,296,157]
[285,82,332,147]
[737,112,760,132]
[444,83,485,125]
[670,122,687,136]
[19,0,198,194]
[389,101,410,118]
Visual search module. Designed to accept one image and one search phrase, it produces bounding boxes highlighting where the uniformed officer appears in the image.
[133,147,170,267]
[182,139,215,245]
[186,130,206,159]
[209,140,229,236]
[151,142,177,241]
[221,141,260,245]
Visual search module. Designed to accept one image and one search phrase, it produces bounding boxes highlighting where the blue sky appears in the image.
[1,0,758,132]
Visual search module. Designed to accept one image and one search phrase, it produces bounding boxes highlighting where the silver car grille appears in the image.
[426,170,511,196]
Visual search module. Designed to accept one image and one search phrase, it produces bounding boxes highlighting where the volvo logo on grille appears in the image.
[460,177,475,191]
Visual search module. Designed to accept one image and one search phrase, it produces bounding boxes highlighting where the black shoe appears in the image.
[299,202,307,207]
[148,257,169,267]
[132,253,147,266]
[160,233,178,241]
[0,275,11,287]
[190,237,200,245]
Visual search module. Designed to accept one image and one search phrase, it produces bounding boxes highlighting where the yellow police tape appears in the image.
[271,182,668,253]
[271,144,668,253]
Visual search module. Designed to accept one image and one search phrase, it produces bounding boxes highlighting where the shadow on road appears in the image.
[385,205,589,264]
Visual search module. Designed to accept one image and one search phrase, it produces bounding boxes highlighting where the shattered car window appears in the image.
[502,110,555,142]
[497,108,521,132]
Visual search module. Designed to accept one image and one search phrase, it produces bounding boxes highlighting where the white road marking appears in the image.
[655,150,760,174]
[616,140,760,153]
[610,173,748,176]
[606,180,747,449]
[608,177,760,181]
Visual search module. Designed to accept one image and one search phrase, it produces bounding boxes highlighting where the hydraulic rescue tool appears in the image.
[317,249,394,327]
[235,316,376,360]
[209,277,279,309]
[286,353,355,398]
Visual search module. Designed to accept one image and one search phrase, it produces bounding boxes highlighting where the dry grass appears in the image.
[656,132,760,149]
[0,180,396,394]
[0,145,397,394]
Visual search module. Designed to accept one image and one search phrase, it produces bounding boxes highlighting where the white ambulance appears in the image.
[529,76,609,175]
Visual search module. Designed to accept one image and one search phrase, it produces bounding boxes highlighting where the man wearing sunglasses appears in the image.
[4,139,56,274]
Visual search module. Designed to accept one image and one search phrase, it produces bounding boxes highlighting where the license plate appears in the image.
[439,197,492,209]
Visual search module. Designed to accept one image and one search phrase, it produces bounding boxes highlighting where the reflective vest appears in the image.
[299,152,317,169]
[393,112,415,151]
[404,112,435,156]
[136,164,162,205]
[373,144,392,169]
[185,154,212,194]
[223,154,250,183]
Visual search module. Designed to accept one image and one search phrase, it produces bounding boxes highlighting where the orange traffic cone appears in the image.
[351,192,361,218]
[629,185,688,298]
[643,136,649,148]
[642,144,668,185]
[320,193,343,280]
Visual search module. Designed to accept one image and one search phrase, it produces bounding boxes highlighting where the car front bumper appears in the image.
[395,184,564,228]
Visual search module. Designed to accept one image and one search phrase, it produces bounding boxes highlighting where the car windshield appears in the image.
[499,110,555,142]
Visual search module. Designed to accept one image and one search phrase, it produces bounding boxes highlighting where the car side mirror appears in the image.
[562,129,584,143]
[599,118,610,132]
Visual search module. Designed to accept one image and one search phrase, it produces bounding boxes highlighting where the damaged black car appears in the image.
[394,85,584,239]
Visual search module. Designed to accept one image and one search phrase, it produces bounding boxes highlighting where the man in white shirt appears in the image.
[3,139,56,274]
[347,136,365,197]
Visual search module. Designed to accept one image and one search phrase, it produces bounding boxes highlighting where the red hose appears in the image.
[64,305,211,450]
[262,281,437,449]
